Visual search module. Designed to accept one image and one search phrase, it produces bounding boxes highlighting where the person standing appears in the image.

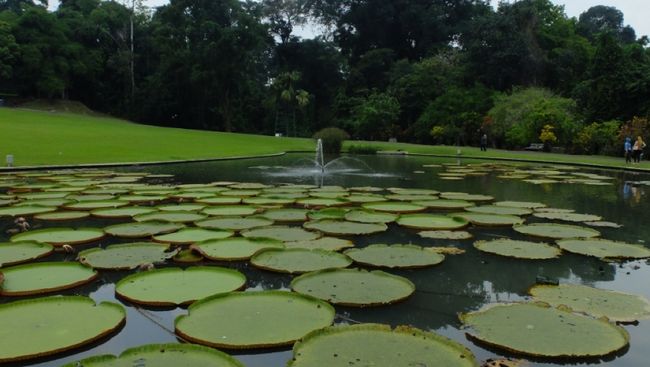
[632,136,646,163]
[480,134,488,152]
[624,137,633,163]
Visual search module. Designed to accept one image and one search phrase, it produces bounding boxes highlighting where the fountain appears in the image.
[315,138,325,173]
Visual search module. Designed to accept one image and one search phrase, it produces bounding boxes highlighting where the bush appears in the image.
[574,121,620,155]
[313,127,350,154]
[347,145,379,155]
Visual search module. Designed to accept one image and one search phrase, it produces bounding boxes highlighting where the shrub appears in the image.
[574,121,620,155]
[347,145,379,155]
[313,127,350,154]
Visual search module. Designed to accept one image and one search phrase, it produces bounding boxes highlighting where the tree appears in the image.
[271,71,311,136]
[350,91,400,141]
[0,21,18,79]
[577,6,636,43]
[0,0,46,14]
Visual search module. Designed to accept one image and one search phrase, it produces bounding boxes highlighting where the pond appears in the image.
[1,153,649,367]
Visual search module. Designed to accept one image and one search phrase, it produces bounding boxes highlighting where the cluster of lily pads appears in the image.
[0,167,649,366]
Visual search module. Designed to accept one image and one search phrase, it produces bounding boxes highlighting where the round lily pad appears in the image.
[344,210,397,224]
[251,248,352,274]
[64,200,129,210]
[466,205,532,216]
[291,268,415,307]
[174,249,203,263]
[0,296,125,363]
[104,221,185,238]
[440,193,493,202]
[242,226,321,242]
[307,208,348,221]
[61,343,244,367]
[0,262,97,296]
[451,212,524,227]
[460,303,629,358]
[473,239,561,259]
[119,195,167,203]
[192,237,285,261]
[134,211,207,223]
[298,198,348,208]
[34,211,90,221]
[513,223,600,239]
[175,291,335,349]
[78,242,178,270]
[418,230,473,240]
[244,197,294,205]
[261,208,308,222]
[556,239,650,260]
[288,323,478,367]
[196,197,242,205]
[0,241,54,267]
[495,201,547,209]
[196,216,273,231]
[584,221,622,228]
[303,220,387,236]
[344,244,445,268]
[345,194,387,203]
[284,237,355,251]
[397,214,469,230]
[11,228,105,246]
[414,199,474,209]
[91,206,157,218]
[529,284,650,322]
[153,228,233,244]
[533,212,602,223]
[116,267,246,306]
[202,206,259,216]
[362,202,426,213]
[0,205,56,217]
[157,203,206,212]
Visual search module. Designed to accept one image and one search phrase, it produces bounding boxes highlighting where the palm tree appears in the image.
[272,71,311,136]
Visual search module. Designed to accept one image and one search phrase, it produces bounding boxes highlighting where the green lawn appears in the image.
[0,108,648,171]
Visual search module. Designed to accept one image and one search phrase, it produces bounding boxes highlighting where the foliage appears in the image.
[313,127,349,154]
[539,125,558,150]
[574,121,620,155]
[619,117,650,148]
[347,145,378,155]
[349,92,400,141]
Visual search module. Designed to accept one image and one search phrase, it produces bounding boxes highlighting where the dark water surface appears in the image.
[2,153,649,367]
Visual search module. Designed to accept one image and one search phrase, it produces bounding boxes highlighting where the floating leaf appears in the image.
[91,206,157,218]
[440,193,493,202]
[481,359,525,367]
[451,212,524,227]
[291,268,415,307]
[64,200,129,210]
[304,220,387,236]
[62,343,244,367]
[556,239,650,259]
[202,205,259,216]
[307,208,348,220]
[11,228,105,246]
[174,249,203,263]
[196,196,242,205]
[584,221,622,228]
[195,216,273,231]
[34,211,90,221]
[466,205,532,216]
[288,323,478,367]
[413,199,474,210]
[260,208,308,222]
[473,239,561,259]
[192,237,284,261]
[0,241,53,267]
[242,226,321,242]
[134,211,207,223]
[0,296,125,363]
[104,221,185,238]
[362,202,426,213]
[175,291,334,349]
[78,242,177,270]
[153,228,233,244]
[533,212,602,223]
[298,198,348,207]
[460,303,629,358]
[157,203,206,212]
[418,230,473,240]
[0,205,56,217]
[529,284,650,322]
[284,237,355,251]
[513,223,599,239]
[251,248,352,274]
[116,267,246,306]
[0,262,97,296]
[495,201,547,209]
[397,214,469,230]
[344,210,397,224]
[344,244,444,268]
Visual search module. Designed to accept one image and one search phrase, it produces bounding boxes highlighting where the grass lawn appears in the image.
[0,107,648,171]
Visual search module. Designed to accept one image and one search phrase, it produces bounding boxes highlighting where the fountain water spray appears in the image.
[315,138,325,173]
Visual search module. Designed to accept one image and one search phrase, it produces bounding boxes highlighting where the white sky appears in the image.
[47,0,649,37]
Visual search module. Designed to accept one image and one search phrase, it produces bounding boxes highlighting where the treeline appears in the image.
[1,0,650,154]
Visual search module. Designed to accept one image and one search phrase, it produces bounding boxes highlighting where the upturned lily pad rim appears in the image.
[396,214,469,230]
[0,241,54,267]
[555,238,650,260]
[362,202,427,213]
[104,221,185,238]
[10,227,106,246]
[191,237,285,261]
[0,262,98,296]
[288,323,479,367]
[152,228,234,244]
[513,223,600,239]
[77,242,177,270]
[451,212,524,227]
[344,244,445,269]
[33,211,91,221]
[0,296,126,363]
[115,266,246,307]
[473,239,561,260]
[174,290,335,349]
[303,220,388,236]
[250,248,353,274]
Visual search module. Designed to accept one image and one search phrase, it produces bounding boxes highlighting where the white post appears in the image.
[6,154,14,167]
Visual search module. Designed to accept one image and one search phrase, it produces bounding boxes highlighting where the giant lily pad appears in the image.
[116,267,246,306]
[440,193,493,202]
[0,296,125,363]
[414,199,474,210]
[202,205,259,216]
[307,208,348,221]
[291,268,415,307]
[196,197,242,205]
[362,202,426,213]
[174,291,335,349]
[460,303,629,358]
[473,239,561,259]
[134,211,207,223]
[0,205,56,217]
[466,205,532,216]
[64,200,129,210]
[556,239,650,260]
[153,228,233,244]
[192,237,285,261]
[104,221,184,238]
[157,203,206,212]
[451,212,524,227]
[195,216,273,231]
[61,343,244,367]
[284,237,355,251]
[78,243,178,270]
[344,210,397,224]
[418,230,473,240]
[91,206,157,218]
[529,284,650,322]
[34,211,90,221]
[533,212,603,223]
[0,262,97,296]
[298,198,349,207]
[495,201,546,209]
[303,220,387,236]
[242,226,321,242]
[344,244,445,268]
[0,241,53,267]
[396,214,469,230]
[261,208,308,222]
[513,223,600,239]
[11,228,105,246]
[251,248,352,274]
[288,323,478,367]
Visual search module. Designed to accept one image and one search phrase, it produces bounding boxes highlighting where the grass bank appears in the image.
[0,108,648,171]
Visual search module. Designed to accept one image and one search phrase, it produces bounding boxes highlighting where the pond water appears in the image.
[1,153,650,367]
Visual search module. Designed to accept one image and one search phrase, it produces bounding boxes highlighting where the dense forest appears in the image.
[1,0,649,154]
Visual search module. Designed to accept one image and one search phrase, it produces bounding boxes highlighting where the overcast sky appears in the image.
[47,0,649,37]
